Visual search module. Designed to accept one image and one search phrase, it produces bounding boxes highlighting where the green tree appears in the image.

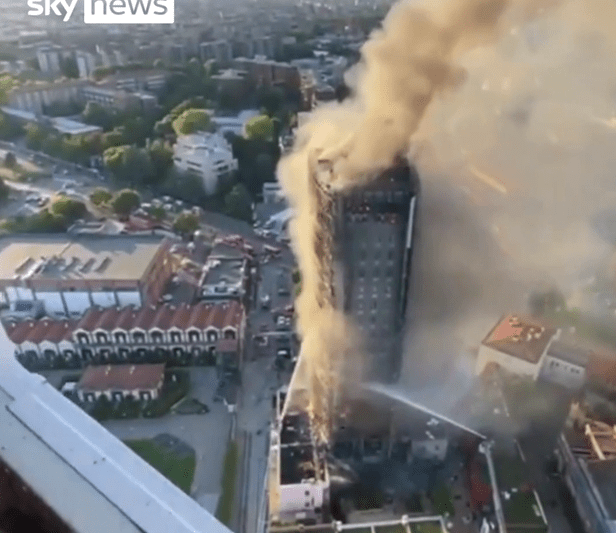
[245,115,274,142]
[148,205,166,221]
[147,140,173,183]
[24,123,46,150]
[82,102,114,130]
[173,212,200,235]
[102,129,126,150]
[111,189,140,216]
[172,108,211,135]
[103,145,154,186]
[224,183,252,222]
[50,198,87,222]
[4,151,16,168]
[89,188,112,206]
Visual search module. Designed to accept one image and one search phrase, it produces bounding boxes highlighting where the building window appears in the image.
[170,331,182,344]
[224,329,236,340]
[133,331,145,344]
[96,332,108,344]
[151,331,164,344]
[77,333,89,344]
[207,330,218,343]
[188,331,201,343]
[115,332,126,344]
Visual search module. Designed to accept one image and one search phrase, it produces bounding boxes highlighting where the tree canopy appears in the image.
[50,198,87,222]
[245,115,274,142]
[224,183,252,222]
[89,188,112,206]
[111,189,140,216]
[172,108,212,135]
[173,212,200,235]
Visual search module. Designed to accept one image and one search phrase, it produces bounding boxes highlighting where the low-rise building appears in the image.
[8,301,246,371]
[557,405,616,533]
[476,315,560,379]
[173,133,237,196]
[76,363,165,403]
[199,241,251,303]
[539,340,588,389]
[0,235,174,318]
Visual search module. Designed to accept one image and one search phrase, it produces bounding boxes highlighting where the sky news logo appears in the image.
[27,0,174,24]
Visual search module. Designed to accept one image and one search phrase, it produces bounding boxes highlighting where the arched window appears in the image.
[188,330,201,343]
[151,331,164,344]
[133,331,145,344]
[115,332,127,344]
[77,333,89,345]
[170,331,182,344]
[96,332,108,344]
[206,330,218,343]
[224,329,236,340]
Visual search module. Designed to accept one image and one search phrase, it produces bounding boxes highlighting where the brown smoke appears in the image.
[279,0,616,437]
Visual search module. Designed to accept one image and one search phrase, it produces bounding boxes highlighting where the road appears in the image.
[235,249,296,533]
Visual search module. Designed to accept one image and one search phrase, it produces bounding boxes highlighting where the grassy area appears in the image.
[374,525,407,533]
[429,484,454,517]
[413,523,445,533]
[503,491,545,526]
[124,439,196,493]
[143,370,190,417]
[215,439,239,526]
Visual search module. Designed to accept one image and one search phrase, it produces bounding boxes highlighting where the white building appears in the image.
[476,314,560,379]
[539,340,588,390]
[173,133,237,195]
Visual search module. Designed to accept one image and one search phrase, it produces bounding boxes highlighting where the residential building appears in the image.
[76,50,97,79]
[556,405,616,533]
[8,300,245,371]
[476,314,560,379]
[7,79,87,114]
[233,56,301,92]
[81,85,156,113]
[0,235,174,317]
[0,327,232,533]
[76,363,165,403]
[210,69,251,101]
[210,109,259,136]
[539,340,588,389]
[36,45,62,74]
[311,158,419,382]
[199,40,233,65]
[173,133,238,196]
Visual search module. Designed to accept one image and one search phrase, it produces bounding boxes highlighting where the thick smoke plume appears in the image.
[279,0,616,438]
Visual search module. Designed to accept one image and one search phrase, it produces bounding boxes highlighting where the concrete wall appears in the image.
[476,344,541,379]
[36,291,66,317]
[117,291,141,307]
[92,291,117,307]
[540,355,586,390]
[278,482,325,523]
[64,291,91,316]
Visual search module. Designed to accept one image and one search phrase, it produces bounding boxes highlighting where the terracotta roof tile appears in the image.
[30,320,55,344]
[46,320,76,343]
[5,321,34,344]
[78,364,165,392]
[482,314,557,364]
[115,307,136,331]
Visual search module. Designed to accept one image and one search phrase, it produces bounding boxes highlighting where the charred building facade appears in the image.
[314,158,419,383]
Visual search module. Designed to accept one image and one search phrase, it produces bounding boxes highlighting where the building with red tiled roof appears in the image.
[76,364,165,403]
[476,314,560,379]
[7,301,245,372]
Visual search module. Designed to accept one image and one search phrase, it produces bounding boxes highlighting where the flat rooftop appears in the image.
[586,459,616,520]
[0,235,165,282]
